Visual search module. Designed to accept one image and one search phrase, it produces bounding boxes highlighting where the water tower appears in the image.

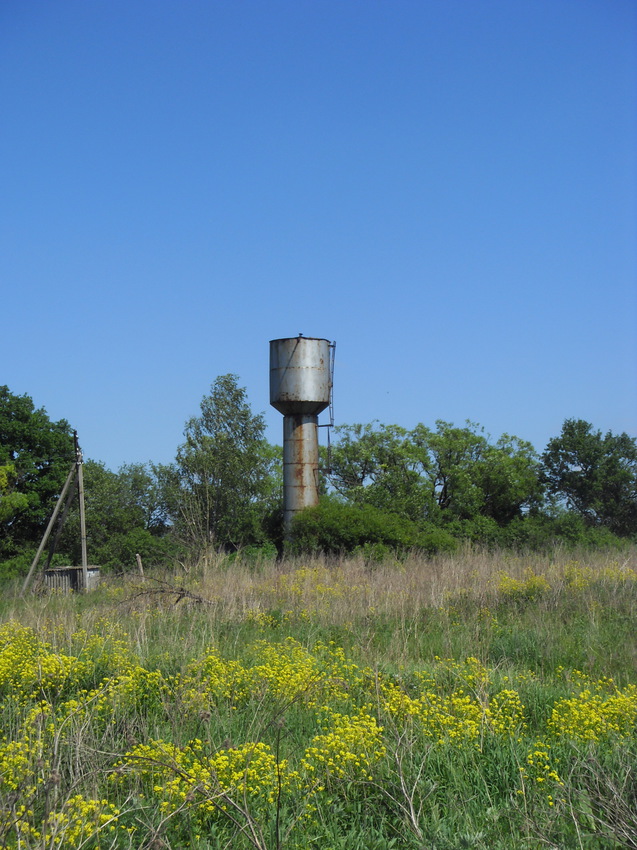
[270,336,334,534]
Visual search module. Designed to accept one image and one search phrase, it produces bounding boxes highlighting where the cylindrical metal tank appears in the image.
[270,337,331,415]
[270,336,333,535]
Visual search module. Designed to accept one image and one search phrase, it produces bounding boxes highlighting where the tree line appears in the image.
[1,378,636,577]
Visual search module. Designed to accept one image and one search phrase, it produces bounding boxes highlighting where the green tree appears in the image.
[59,460,177,571]
[425,421,489,520]
[473,434,544,524]
[0,463,29,525]
[328,423,435,521]
[328,420,542,527]
[0,386,74,559]
[173,375,280,550]
[542,419,637,536]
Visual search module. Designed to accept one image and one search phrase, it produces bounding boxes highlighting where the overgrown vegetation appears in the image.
[0,547,636,848]
[1,378,636,576]
[2,379,636,847]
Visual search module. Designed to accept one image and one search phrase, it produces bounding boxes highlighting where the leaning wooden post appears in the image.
[44,476,79,571]
[21,463,77,595]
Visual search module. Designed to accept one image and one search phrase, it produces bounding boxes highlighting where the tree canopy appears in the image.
[542,419,637,536]
[327,420,542,527]
[59,460,177,570]
[0,386,74,558]
[1,380,635,581]
[171,374,280,551]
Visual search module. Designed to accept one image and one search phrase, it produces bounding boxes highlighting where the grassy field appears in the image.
[1,545,636,849]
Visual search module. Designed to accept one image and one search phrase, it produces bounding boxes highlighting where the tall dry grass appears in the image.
[3,543,635,672]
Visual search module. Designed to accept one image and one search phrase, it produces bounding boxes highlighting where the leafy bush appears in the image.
[92,527,183,573]
[0,549,35,582]
[287,498,457,556]
[227,541,279,567]
[498,513,626,552]
[437,513,627,553]
[442,515,503,548]
[418,525,459,555]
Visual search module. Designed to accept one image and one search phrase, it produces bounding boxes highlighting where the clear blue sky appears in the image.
[2,1,635,470]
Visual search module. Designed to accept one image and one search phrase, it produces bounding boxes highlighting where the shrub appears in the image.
[92,527,182,572]
[287,498,456,556]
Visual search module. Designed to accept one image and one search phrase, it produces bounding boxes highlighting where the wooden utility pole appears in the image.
[75,433,89,591]
[21,431,89,595]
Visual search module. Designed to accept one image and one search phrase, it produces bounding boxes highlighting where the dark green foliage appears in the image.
[540,512,625,549]
[91,527,181,572]
[327,423,435,521]
[3,378,635,575]
[287,497,458,555]
[325,417,636,549]
[0,463,29,526]
[542,418,637,535]
[443,513,625,552]
[329,421,543,528]
[173,374,282,551]
[442,515,504,547]
[0,549,35,581]
[474,434,545,524]
[58,460,179,572]
[0,386,74,562]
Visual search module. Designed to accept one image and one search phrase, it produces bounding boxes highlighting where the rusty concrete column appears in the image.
[282,413,320,531]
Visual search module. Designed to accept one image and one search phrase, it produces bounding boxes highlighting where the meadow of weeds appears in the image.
[0,545,636,849]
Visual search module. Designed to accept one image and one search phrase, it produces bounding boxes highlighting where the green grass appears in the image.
[0,546,636,848]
